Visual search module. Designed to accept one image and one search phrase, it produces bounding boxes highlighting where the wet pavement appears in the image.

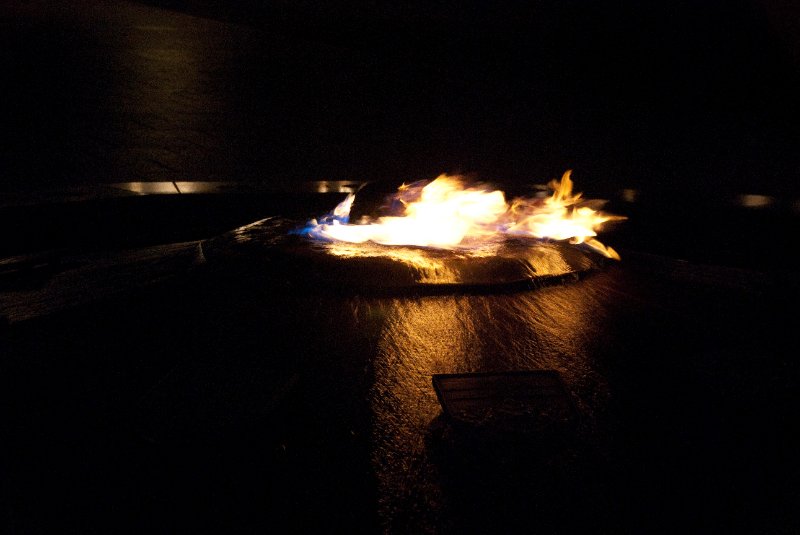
[2,219,799,533]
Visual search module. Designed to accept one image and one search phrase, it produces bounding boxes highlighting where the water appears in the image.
[3,227,798,532]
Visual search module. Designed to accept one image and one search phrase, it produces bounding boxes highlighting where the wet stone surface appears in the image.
[2,244,798,533]
[200,217,609,290]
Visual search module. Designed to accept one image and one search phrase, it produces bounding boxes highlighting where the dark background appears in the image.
[3,0,799,197]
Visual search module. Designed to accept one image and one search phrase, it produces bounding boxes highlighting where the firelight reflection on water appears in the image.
[318,239,596,286]
[357,271,619,530]
[198,215,624,529]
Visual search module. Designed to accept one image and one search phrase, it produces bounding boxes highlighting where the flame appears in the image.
[302,171,624,259]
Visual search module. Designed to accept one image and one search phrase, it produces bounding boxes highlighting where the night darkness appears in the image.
[3,0,799,196]
[2,2,800,534]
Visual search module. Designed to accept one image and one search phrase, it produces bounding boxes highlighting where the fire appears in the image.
[301,171,624,259]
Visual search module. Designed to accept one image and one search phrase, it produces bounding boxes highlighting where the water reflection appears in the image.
[118,181,180,195]
[621,188,638,203]
[105,180,363,196]
[313,181,360,194]
[366,271,619,530]
[304,239,600,287]
[737,194,774,209]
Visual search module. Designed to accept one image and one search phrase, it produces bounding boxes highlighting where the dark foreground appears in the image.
[2,214,798,534]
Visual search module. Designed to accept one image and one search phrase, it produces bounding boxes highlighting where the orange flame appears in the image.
[305,171,624,259]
